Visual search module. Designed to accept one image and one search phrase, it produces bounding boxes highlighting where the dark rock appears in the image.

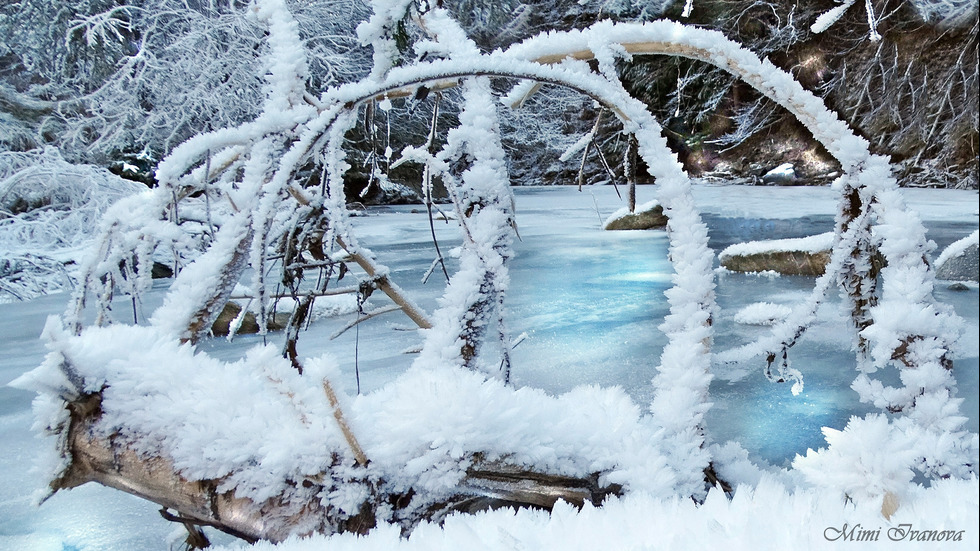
[721,249,831,276]
[211,302,291,336]
[935,240,979,282]
[604,203,668,231]
[150,262,173,279]
[366,181,423,205]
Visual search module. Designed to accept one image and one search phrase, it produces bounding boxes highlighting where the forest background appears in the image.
[2,0,977,197]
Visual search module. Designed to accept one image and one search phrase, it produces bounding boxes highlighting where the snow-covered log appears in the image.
[15,318,644,544]
[53,390,618,543]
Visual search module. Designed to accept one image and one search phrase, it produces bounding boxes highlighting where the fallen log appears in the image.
[54,393,320,543]
[51,392,621,546]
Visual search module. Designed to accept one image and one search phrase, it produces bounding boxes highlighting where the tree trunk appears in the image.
[52,392,619,544]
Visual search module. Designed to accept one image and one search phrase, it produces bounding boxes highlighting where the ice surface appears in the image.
[2,184,977,549]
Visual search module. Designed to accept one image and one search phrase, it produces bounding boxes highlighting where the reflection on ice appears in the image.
[602,271,674,283]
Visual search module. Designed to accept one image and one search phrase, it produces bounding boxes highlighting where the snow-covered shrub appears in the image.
[0,0,370,164]
[0,147,144,302]
[909,0,978,27]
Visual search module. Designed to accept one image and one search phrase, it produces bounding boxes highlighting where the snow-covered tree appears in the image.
[0,0,369,165]
[0,148,145,302]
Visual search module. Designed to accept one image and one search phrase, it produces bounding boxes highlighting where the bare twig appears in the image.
[321,379,369,466]
[335,236,432,330]
[330,304,403,340]
[423,94,450,282]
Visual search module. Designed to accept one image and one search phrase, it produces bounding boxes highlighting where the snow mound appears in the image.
[734,302,793,326]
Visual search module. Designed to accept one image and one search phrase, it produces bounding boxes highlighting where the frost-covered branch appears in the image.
[400,7,518,379]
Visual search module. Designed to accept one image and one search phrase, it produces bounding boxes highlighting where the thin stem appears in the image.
[321,378,369,466]
[423,95,450,282]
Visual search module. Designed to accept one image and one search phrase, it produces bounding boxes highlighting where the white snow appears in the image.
[207,477,979,551]
[762,162,795,180]
[734,302,793,326]
[719,232,834,259]
[936,229,979,269]
[811,0,856,34]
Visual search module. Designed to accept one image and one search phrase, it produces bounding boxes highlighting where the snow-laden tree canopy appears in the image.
[13,0,977,547]
[0,147,145,302]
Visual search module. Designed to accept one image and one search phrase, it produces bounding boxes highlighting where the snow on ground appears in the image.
[210,477,979,550]
[734,302,794,325]
[2,183,977,550]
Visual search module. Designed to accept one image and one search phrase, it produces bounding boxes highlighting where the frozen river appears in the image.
[1,183,977,549]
